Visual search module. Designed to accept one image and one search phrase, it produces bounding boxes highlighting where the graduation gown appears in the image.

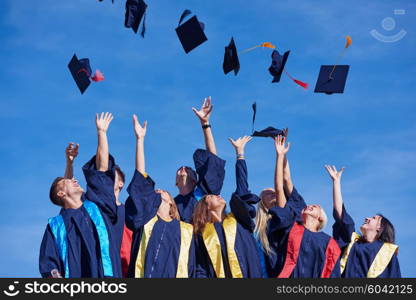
[265,189,341,278]
[125,170,196,278]
[332,206,401,278]
[82,155,132,277]
[195,159,262,278]
[39,193,122,278]
[174,149,226,223]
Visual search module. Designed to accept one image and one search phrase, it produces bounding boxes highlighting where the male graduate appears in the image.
[81,112,133,277]
[39,140,122,278]
[174,96,226,223]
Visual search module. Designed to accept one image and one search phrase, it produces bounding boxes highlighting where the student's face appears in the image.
[57,178,84,199]
[205,195,226,210]
[261,188,276,209]
[114,171,124,192]
[176,166,197,188]
[301,204,322,219]
[360,215,382,233]
[155,189,173,205]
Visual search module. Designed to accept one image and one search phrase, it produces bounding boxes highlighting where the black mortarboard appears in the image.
[175,10,208,54]
[268,50,290,83]
[124,0,147,37]
[68,54,91,94]
[314,65,350,94]
[252,126,286,138]
[223,37,240,75]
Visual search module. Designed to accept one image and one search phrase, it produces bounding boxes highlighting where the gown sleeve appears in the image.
[193,149,226,195]
[332,205,356,249]
[125,170,161,232]
[82,154,118,223]
[229,159,260,232]
[39,225,64,278]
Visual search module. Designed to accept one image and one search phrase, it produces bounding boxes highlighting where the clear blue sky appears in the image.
[0,0,415,277]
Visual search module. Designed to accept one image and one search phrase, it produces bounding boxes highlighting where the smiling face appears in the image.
[301,204,322,219]
[175,166,197,189]
[204,194,226,211]
[260,188,276,210]
[155,189,180,220]
[301,204,327,231]
[50,177,84,207]
[360,215,383,234]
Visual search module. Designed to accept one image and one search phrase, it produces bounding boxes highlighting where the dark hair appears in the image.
[377,214,395,243]
[115,166,125,184]
[49,177,65,206]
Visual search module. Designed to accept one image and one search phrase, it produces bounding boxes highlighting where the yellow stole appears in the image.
[340,232,398,278]
[134,216,194,278]
[201,213,243,278]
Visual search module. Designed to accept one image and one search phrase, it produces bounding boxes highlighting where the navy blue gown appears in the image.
[332,205,401,278]
[125,170,196,278]
[265,189,341,278]
[195,159,262,278]
[174,149,226,223]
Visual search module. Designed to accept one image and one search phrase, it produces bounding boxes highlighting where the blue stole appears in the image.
[48,200,113,278]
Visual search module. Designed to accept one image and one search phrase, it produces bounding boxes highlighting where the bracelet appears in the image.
[202,124,211,129]
[237,154,245,159]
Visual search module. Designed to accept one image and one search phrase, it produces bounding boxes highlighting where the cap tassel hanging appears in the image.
[240,42,276,54]
[284,70,308,89]
[329,35,352,79]
[91,70,105,82]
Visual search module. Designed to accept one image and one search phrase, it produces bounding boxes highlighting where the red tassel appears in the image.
[293,79,308,90]
[91,70,104,82]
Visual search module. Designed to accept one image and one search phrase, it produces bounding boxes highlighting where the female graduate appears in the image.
[260,135,341,278]
[125,114,195,278]
[81,112,132,277]
[193,135,262,278]
[325,165,401,278]
[39,142,122,278]
[174,97,226,223]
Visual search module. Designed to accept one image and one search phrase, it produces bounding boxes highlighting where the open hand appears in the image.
[133,114,147,140]
[96,112,113,133]
[228,136,252,155]
[192,96,213,124]
[274,135,290,155]
[324,165,345,181]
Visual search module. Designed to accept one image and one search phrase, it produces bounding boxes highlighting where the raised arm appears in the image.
[228,135,252,195]
[95,112,114,172]
[64,143,79,178]
[192,96,217,155]
[282,128,294,196]
[324,165,345,220]
[274,135,290,208]
[133,114,147,174]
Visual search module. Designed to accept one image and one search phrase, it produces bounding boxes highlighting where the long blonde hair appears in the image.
[254,190,274,256]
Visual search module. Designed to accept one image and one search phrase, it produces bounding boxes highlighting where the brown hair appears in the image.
[192,195,225,234]
[115,166,125,184]
[378,214,396,244]
[49,177,65,206]
[161,190,180,221]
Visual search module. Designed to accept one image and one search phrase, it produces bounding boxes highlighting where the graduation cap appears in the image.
[268,50,290,83]
[68,54,104,94]
[314,65,350,94]
[223,37,240,75]
[175,10,207,53]
[314,36,352,94]
[124,0,147,37]
[252,126,287,138]
[250,102,287,137]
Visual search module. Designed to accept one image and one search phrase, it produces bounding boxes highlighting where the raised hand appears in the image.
[192,96,213,124]
[65,142,79,162]
[95,112,114,133]
[133,114,147,140]
[228,135,252,155]
[324,165,345,182]
[274,135,290,155]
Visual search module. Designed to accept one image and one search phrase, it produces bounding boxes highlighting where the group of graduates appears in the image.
[39,97,401,278]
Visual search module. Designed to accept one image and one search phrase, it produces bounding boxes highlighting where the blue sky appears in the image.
[0,0,415,277]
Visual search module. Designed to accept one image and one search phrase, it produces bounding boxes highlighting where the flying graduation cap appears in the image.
[124,0,147,37]
[175,10,208,53]
[314,36,352,94]
[68,54,104,94]
[250,102,287,138]
[223,37,240,75]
